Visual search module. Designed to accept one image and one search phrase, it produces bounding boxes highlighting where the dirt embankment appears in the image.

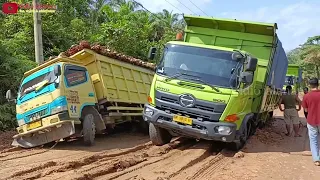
[0,131,17,152]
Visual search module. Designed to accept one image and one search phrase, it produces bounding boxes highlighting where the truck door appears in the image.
[64,64,96,118]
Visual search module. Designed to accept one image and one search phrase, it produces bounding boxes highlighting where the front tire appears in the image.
[83,113,96,146]
[149,123,172,146]
[227,120,252,151]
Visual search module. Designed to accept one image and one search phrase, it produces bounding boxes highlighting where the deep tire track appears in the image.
[106,140,198,180]
[167,143,224,179]
[0,149,48,162]
[187,152,228,180]
[7,141,153,179]
[11,138,190,180]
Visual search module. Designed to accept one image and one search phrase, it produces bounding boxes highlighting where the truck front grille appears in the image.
[27,108,48,122]
[160,96,215,112]
[155,90,227,122]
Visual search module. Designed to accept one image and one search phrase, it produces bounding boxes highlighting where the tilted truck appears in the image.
[283,64,302,94]
[6,48,154,148]
[143,15,288,150]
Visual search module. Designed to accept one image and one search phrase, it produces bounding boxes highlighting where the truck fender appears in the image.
[81,106,106,133]
[237,113,255,137]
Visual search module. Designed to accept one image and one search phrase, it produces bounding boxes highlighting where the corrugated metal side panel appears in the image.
[266,37,288,89]
[95,53,154,104]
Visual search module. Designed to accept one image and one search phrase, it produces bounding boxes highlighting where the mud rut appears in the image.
[0,132,240,180]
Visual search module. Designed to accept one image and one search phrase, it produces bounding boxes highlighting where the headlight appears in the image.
[51,105,68,114]
[217,126,231,135]
[17,119,25,126]
[144,107,154,116]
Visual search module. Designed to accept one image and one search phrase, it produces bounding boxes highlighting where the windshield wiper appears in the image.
[164,72,199,82]
[35,80,53,92]
[19,88,36,100]
[35,76,59,92]
[188,78,220,92]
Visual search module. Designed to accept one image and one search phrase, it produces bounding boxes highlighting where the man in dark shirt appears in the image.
[302,78,320,166]
[279,85,302,137]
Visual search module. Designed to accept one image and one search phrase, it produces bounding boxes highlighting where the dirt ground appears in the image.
[0,108,319,180]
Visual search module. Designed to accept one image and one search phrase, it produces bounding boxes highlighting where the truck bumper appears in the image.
[12,112,76,148]
[143,104,237,142]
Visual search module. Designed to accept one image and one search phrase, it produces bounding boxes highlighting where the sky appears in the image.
[137,0,320,52]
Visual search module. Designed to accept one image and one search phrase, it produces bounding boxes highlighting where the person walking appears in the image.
[303,87,309,118]
[302,78,320,166]
[279,85,302,137]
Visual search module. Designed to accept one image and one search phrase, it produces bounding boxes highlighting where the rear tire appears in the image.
[83,114,96,146]
[149,123,172,146]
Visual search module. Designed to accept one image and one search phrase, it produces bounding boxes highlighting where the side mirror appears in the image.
[232,51,244,61]
[6,90,12,100]
[6,89,16,103]
[54,64,61,76]
[240,72,253,84]
[246,56,258,71]
[148,47,157,60]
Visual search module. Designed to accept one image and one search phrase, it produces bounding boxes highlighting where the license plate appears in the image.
[27,120,42,130]
[173,115,192,125]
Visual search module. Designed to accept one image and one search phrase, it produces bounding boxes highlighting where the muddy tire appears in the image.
[227,120,252,151]
[83,113,96,146]
[149,123,172,146]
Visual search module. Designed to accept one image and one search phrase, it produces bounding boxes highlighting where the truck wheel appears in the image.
[149,123,172,146]
[83,113,96,146]
[228,120,252,151]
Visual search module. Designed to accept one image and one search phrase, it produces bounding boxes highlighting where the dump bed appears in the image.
[183,15,288,89]
[71,49,154,105]
[266,38,288,89]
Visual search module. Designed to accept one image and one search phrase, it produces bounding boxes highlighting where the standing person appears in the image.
[304,87,309,94]
[279,85,302,137]
[302,78,320,166]
[303,87,309,118]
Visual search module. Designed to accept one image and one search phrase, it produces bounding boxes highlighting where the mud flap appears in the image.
[12,121,75,149]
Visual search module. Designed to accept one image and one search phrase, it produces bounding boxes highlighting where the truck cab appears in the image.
[283,64,302,94]
[6,57,103,148]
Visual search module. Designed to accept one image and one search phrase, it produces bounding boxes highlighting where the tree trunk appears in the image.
[316,65,320,79]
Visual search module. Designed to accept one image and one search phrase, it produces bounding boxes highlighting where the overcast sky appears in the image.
[137,0,320,52]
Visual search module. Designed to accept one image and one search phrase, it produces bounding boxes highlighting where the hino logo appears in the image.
[179,94,195,107]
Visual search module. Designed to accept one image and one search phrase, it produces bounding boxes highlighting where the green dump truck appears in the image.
[6,47,154,148]
[283,64,302,94]
[143,15,288,150]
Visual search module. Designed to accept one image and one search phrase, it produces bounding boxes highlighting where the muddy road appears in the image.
[0,127,239,180]
[1,109,319,180]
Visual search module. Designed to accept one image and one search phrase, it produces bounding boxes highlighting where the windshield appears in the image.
[285,76,294,85]
[156,44,241,88]
[19,70,58,97]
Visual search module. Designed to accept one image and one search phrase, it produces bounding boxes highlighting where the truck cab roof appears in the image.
[23,57,83,77]
[167,40,248,55]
